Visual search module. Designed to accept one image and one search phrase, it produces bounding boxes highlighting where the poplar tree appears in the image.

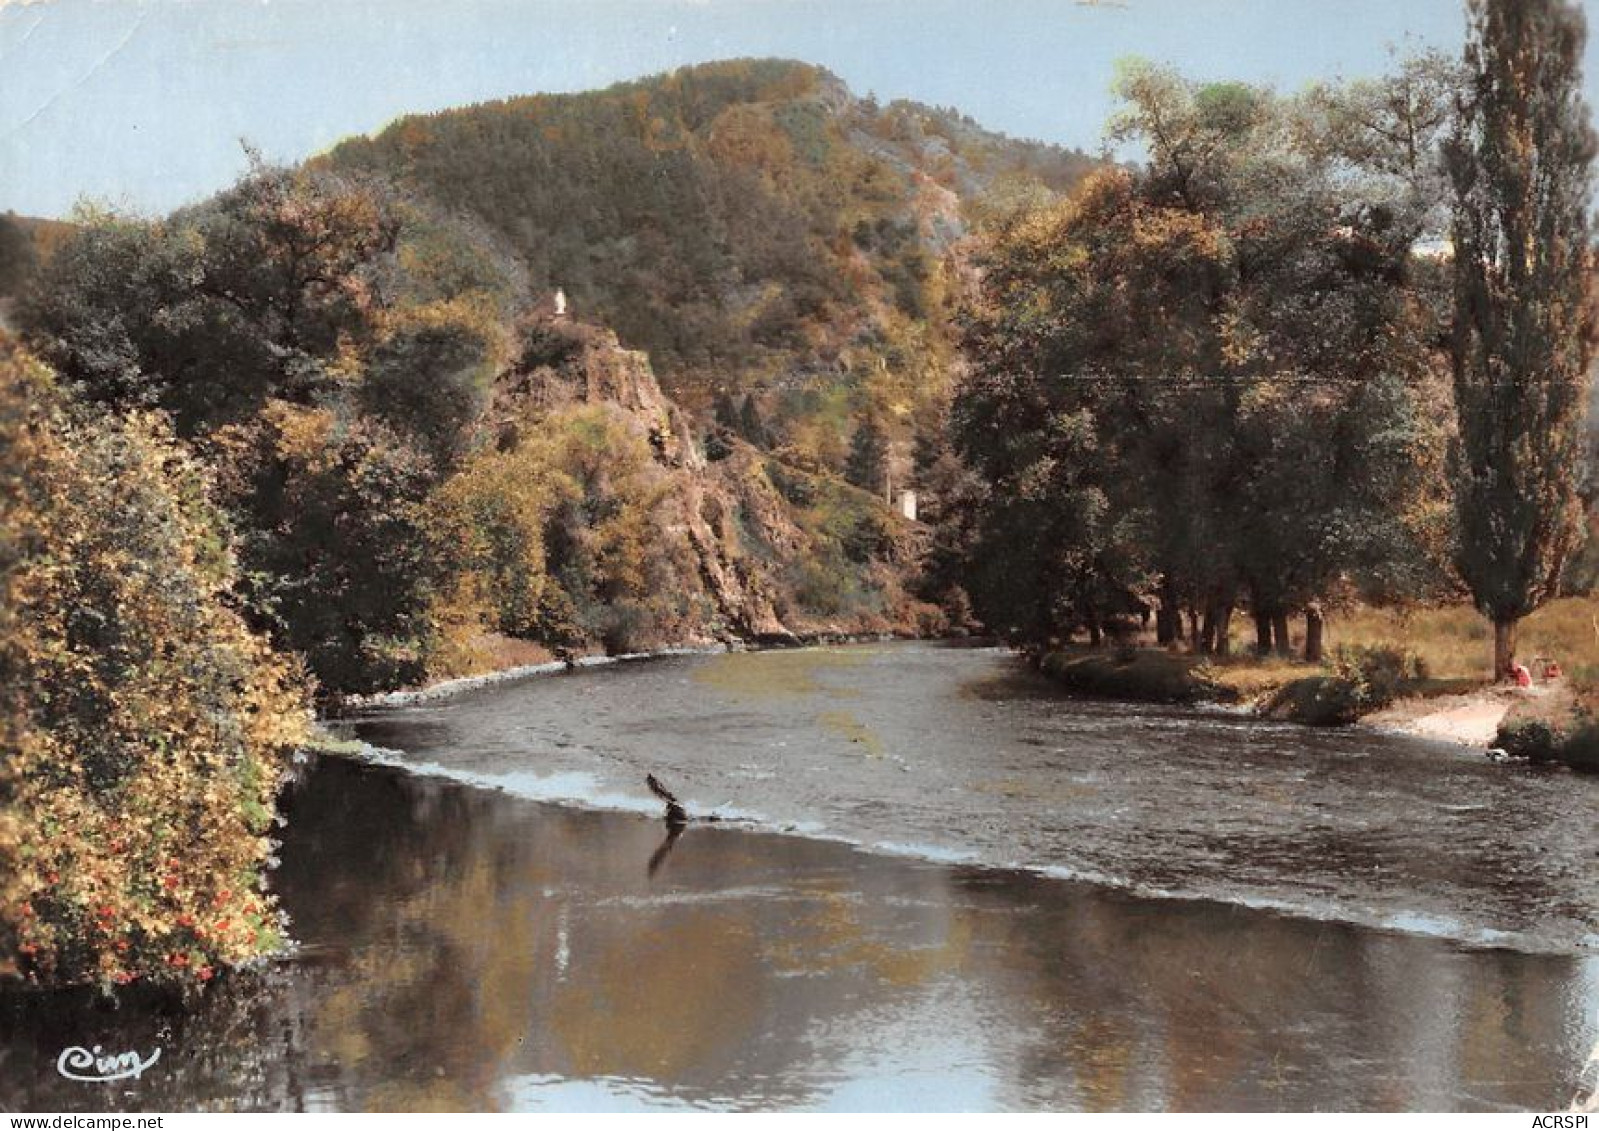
[1446,0,1598,677]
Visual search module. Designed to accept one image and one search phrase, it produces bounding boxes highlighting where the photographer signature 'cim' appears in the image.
[56,1045,161,1083]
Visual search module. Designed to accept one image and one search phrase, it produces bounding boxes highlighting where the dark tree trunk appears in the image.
[1087,620,1103,648]
[1187,609,1202,650]
[1213,602,1233,657]
[1304,607,1324,664]
[1254,611,1273,655]
[1156,604,1177,646]
[1156,577,1179,646]
[1271,612,1292,657]
[1493,617,1517,680]
[1200,604,1218,655]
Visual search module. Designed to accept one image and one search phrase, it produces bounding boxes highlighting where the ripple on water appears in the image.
[348,642,1599,956]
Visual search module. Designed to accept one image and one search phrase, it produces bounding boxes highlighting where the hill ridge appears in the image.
[317,57,1098,475]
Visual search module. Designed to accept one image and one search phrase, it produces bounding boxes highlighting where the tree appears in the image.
[1445,0,1598,677]
[223,403,445,696]
[737,393,771,447]
[950,61,1450,656]
[952,172,1174,644]
[20,165,509,696]
[845,414,888,494]
[712,388,741,433]
[1297,49,1466,237]
[25,169,405,432]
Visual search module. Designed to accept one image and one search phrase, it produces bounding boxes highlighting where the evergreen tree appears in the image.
[738,393,771,447]
[845,415,888,494]
[1445,0,1598,677]
[712,388,741,432]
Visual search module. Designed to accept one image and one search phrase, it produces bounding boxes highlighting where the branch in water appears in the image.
[646,773,689,826]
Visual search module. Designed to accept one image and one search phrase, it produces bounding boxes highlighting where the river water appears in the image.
[2,642,1596,1111]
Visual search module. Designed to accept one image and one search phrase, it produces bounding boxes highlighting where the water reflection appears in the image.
[2,757,1593,1112]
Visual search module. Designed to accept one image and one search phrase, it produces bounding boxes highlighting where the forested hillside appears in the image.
[321,59,1097,474]
[12,59,1097,717]
[18,154,946,714]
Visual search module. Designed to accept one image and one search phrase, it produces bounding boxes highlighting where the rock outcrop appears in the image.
[489,316,931,645]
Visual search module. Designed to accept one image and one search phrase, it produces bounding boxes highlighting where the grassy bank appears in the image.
[1142,595,1599,682]
[1322,596,1599,681]
[1039,649,1279,705]
[1038,646,1470,717]
[1037,597,1599,771]
[1331,598,1599,770]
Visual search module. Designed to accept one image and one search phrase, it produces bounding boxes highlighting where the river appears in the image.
[2,642,1596,1111]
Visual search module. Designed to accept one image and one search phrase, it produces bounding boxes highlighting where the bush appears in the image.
[1495,713,1599,773]
[1495,718,1562,763]
[1562,722,1599,772]
[1264,676,1364,726]
[424,437,567,641]
[703,428,734,463]
[1262,647,1423,726]
[790,557,854,616]
[1040,649,1230,704]
[909,601,950,638]
[0,342,311,988]
[841,509,892,565]
[766,461,817,506]
[517,319,588,371]
[939,587,976,630]
[1330,645,1425,712]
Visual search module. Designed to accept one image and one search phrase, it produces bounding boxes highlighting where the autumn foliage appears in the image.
[0,339,311,988]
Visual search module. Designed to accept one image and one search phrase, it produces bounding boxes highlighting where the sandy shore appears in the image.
[1367,684,1565,747]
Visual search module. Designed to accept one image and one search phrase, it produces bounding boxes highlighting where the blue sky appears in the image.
[2,0,1596,219]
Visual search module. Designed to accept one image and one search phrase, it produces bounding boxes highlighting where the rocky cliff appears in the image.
[488,316,934,647]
